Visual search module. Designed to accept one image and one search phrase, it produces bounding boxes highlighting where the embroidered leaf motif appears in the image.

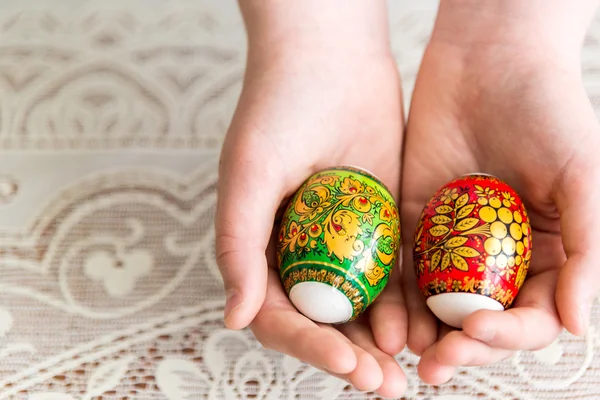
[532,339,564,365]
[317,375,351,400]
[451,254,469,271]
[455,193,469,209]
[29,394,76,400]
[441,253,450,271]
[455,218,479,231]
[282,355,303,378]
[156,358,209,400]
[453,247,480,258]
[435,205,453,214]
[86,356,134,397]
[0,307,14,337]
[446,236,469,248]
[431,215,452,225]
[429,225,450,237]
[430,250,442,271]
[456,204,475,219]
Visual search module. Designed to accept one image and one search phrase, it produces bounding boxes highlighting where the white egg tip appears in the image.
[462,172,496,178]
[289,281,353,324]
[426,292,504,329]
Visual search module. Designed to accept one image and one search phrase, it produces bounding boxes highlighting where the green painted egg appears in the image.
[277,166,401,323]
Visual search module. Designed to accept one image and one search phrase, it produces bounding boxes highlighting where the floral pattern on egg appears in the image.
[277,167,400,322]
[413,174,532,309]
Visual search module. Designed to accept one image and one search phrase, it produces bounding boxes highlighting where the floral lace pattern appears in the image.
[0,1,599,399]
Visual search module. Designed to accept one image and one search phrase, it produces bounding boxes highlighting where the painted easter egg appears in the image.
[277,166,400,324]
[413,174,532,328]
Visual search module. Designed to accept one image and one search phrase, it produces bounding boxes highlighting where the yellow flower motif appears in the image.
[295,185,331,222]
[323,209,364,262]
[282,221,311,253]
[287,221,300,238]
[285,221,302,252]
[474,185,495,198]
[307,223,322,238]
[501,191,517,207]
[355,250,386,286]
[497,266,516,278]
[440,188,459,204]
[340,177,364,195]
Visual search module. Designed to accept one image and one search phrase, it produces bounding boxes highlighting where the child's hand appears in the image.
[402,0,600,384]
[216,2,407,395]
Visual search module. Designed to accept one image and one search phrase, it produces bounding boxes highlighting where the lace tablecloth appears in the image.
[1,1,599,399]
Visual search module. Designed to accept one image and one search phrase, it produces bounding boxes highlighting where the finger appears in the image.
[524,228,565,273]
[402,248,438,355]
[370,266,408,356]
[216,136,287,329]
[437,323,453,341]
[463,270,562,350]
[435,331,514,366]
[251,269,357,374]
[417,343,456,385]
[555,158,600,336]
[338,323,407,397]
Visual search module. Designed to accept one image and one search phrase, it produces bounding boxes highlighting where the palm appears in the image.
[401,42,600,382]
[217,55,407,396]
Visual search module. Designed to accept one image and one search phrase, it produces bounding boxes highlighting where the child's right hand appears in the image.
[215,5,407,393]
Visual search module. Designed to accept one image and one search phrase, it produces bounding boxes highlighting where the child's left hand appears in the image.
[401,0,600,383]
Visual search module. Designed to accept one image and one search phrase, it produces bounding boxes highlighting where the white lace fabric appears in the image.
[0,1,599,399]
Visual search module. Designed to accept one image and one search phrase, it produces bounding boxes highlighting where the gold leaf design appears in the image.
[356,250,385,286]
[415,225,424,242]
[362,213,374,225]
[453,247,481,258]
[324,209,364,262]
[353,196,372,212]
[431,215,452,224]
[455,193,469,209]
[295,185,331,221]
[365,264,385,286]
[446,236,468,248]
[374,223,394,265]
[430,249,442,271]
[441,253,450,271]
[456,204,475,219]
[340,177,364,194]
[429,225,450,237]
[451,253,469,271]
[455,218,479,231]
[435,205,453,214]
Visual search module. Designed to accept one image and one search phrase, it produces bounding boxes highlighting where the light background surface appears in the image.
[0,1,598,399]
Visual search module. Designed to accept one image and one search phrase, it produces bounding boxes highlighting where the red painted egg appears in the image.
[413,174,532,328]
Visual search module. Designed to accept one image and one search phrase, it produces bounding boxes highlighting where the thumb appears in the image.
[215,139,286,330]
[555,158,600,336]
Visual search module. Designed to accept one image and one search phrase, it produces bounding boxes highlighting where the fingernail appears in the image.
[323,366,350,384]
[224,289,243,323]
[578,301,591,336]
